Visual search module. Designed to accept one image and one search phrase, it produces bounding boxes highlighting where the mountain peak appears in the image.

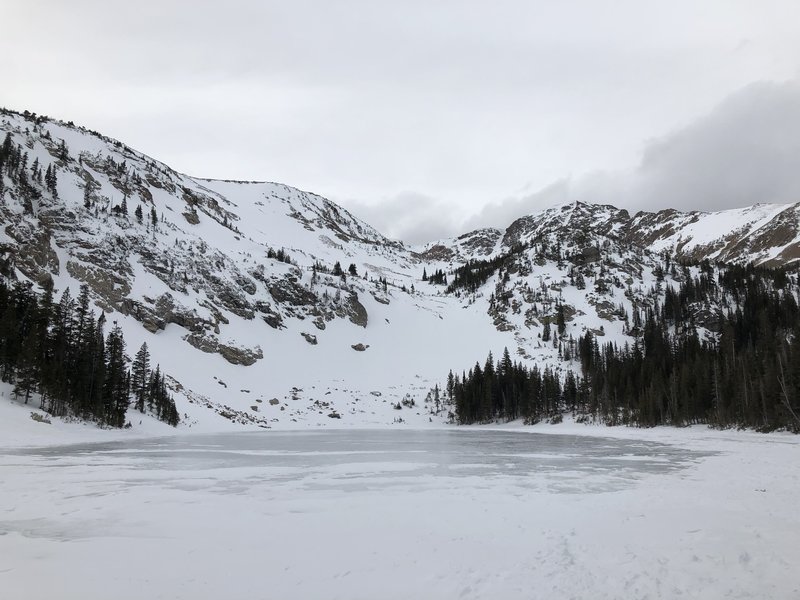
[3,107,800,432]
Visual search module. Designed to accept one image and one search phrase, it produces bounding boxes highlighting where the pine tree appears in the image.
[147,365,161,414]
[49,165,58,198]
[46,288,75,415]
[71,285,95,416]
[57,140,68,161]
[131,343,151,413]
[103,323,129,427]
[13,332,39,404]
[556,304,566,335]
[88,313,107,419]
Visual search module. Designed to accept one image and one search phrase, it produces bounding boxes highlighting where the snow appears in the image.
[3,110,800,598]
[1,412,798,600]
[638,202,796,263]
[0,383,179,448]
[4,110,800,432]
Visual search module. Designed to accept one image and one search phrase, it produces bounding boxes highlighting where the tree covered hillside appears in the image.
[0,277,179,427]
[450,262,800,432]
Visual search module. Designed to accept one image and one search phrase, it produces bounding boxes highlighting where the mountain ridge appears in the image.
[1,106,799,433]
[420,199,800,268]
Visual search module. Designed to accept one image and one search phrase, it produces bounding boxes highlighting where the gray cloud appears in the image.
[342,192,461,245]
[459,180,572,231]
[625,80,800,212]
[5,2,800,243]
[411,80,800,238]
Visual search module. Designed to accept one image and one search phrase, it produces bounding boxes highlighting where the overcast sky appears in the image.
[5,1,800,242]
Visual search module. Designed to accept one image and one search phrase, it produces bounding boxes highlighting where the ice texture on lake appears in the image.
[2,429,798,599]
[12,429,708,494]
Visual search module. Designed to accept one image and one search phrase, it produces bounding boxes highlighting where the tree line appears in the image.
[446,253,510,295]
[451,263,800,432]
[1,131,52,213]
[576,264,800,431]
[0,277,179,427]
[449,348,577,424]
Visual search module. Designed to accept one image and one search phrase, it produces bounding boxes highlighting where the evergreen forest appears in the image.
[450,263,800,432]
[0,277,179,427]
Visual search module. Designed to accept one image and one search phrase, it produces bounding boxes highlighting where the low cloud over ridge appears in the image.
[344,80,800,243]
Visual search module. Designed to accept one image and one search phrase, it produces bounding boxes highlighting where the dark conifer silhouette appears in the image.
[0,279,179,428]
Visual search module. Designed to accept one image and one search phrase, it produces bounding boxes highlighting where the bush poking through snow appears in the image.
[30,412,51,424]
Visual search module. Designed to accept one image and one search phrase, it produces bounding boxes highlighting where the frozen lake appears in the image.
[12,429,709,494]
[2,428,797,599]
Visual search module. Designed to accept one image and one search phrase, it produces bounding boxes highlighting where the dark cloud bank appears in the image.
[349,80,800,244]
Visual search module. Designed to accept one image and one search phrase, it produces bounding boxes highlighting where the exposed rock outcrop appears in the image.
[184,333,263,366]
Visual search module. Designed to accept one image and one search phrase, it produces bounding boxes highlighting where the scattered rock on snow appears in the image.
[183,333,263,365]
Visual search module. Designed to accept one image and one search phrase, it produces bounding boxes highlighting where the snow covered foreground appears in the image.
[1,405,799,600]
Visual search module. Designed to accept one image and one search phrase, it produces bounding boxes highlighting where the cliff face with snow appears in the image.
[2,108,798,431]
[420,200,800,267]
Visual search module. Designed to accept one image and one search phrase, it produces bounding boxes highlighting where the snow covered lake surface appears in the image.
[2,427,799,600]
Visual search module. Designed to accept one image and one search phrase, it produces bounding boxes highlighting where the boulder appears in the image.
[345,293,369,327]
[218,343,263,366]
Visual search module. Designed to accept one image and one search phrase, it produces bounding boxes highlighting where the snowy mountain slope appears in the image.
[416,202,628,265]
[0,109,520,431]
[629,202,800,266]
[1,107,799,433]
[420,200,800,267]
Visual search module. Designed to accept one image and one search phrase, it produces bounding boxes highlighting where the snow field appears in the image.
[1,416,798,600]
